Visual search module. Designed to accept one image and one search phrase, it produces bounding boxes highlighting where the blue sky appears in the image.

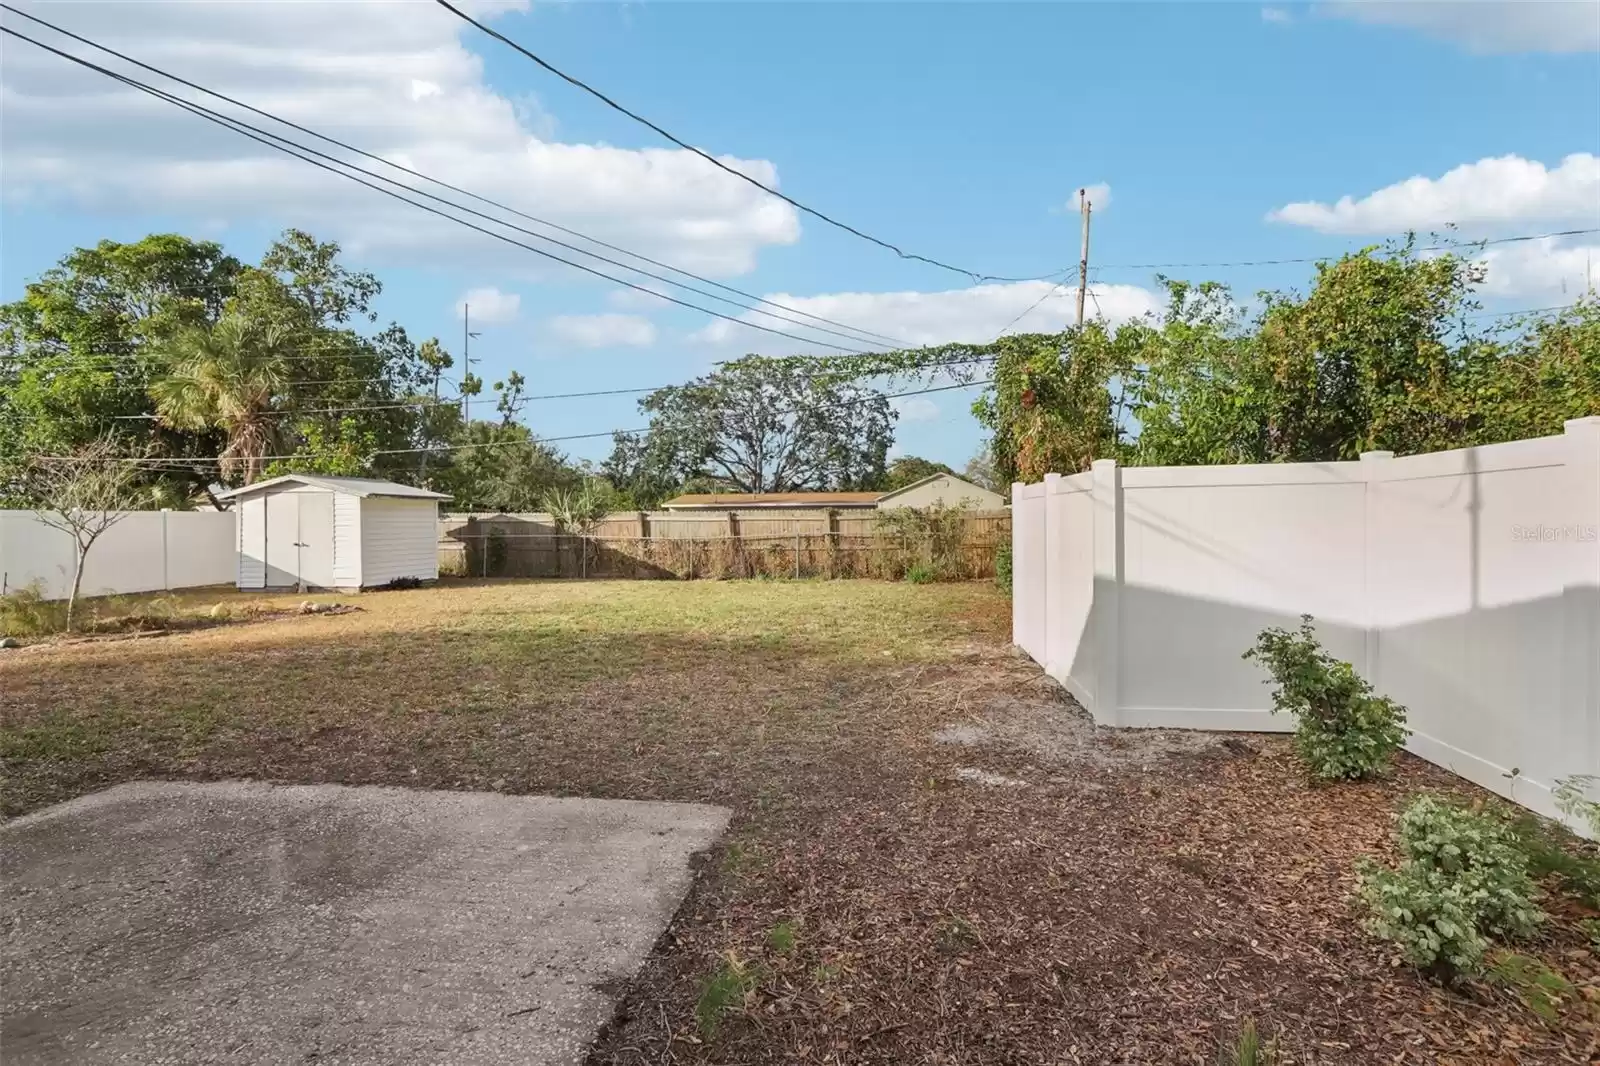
[3,1,1598,470]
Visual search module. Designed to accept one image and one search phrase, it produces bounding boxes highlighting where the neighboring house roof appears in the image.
[875,472,1005,505]
[214,474,451,501]
[661,491,885,509]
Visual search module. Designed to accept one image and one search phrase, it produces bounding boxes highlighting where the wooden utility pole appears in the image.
[462,303,481,422]
[1075,188,1093,328]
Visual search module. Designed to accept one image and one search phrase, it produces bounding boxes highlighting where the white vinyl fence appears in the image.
[1013,417,1600,826]
[0,510,238,601]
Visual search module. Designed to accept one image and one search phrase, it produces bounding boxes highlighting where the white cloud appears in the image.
[1261,7,1293,25]
[0,0,800,274]
[546,313,658,348]
[1320,1,1600,54]
[455,286,520,324]
[1470,239,1600,301]
[893,397,941,422]
[606,286,674,311]
[1269,154,1600,234]
[692,279,1162,355]
[1066,183,1112,213]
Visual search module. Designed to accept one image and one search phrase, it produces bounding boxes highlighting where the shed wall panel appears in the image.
[238,497,266,588]
[333,493,363,588]
[360,497,439,585]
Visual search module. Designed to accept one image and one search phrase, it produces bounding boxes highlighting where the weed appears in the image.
[767,920,798,956]
[721,840,769,879]
[1,583,66,637]
[934,914,978,955]
[994,540,1013,596]
[811,961,843,984]
[695,951,761,1040]
[1215,1019,1280,1066]
[903,563,938,585]
[1487,951,1578,1022]
[1508,814,1600,907]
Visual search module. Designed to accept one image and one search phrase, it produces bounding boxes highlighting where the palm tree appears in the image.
[151,314,292,483]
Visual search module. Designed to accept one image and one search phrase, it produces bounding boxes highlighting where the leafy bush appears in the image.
[1358,862,1492,975]
[1553,774,1600,837]
[1358,796,1543,979]
[1243,616,1408,780]
[876,503,971,579]
[994,540,1013,596]
[904,563,938,585]
[1393,796,1543,940]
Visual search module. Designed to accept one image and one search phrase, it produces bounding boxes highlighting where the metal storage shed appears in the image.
[214,475,450,590]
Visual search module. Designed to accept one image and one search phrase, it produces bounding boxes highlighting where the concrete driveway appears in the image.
[2,781,728,1065]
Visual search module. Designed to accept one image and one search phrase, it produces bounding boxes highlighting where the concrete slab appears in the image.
[2,781,728,1066]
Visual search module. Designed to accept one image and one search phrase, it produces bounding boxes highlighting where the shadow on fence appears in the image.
[439,511,1010,581]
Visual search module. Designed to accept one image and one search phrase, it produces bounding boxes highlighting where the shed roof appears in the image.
[214,474,451,501]
[661,491,884,509]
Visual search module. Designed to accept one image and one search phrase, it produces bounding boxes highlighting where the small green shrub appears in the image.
[695,952,761,1039]
[1243,616,1408,780]
[1358,796,1544,978]
[903,563,938,585]
[1358,860,1491,975]
[1395,797,1544,940]
[1215,1018,1280,1066]
[994,541,1013,596]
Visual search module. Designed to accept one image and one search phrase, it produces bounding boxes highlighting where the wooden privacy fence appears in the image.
[439,508,1011,580]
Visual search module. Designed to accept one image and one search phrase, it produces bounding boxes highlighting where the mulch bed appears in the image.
[589,651,1599,1066]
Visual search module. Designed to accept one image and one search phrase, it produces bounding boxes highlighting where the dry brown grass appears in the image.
[0,579,1005,816]
[2,579,1594,1064]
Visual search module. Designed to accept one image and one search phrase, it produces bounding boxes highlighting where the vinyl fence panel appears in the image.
[1,510,237,600]
[1013,418,1600,830]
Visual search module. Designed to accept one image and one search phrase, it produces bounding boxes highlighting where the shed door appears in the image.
[297,493,334,589]
[264,494,301,588]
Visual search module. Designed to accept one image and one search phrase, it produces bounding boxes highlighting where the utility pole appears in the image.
[1075,187,1093,329]
[462,303,481,422]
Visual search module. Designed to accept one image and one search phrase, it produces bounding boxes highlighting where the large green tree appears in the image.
[882,455,954,490]
[151,314,293,484]
[1,234,241,503]
[620,356,895,494]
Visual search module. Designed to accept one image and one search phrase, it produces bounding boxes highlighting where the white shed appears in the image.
[215,475,450,590]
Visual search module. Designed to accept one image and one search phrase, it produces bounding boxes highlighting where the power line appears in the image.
[30,378,993,468]
[430,0,1047,286]
[1,27,897,361]
[1090,229,1600,273]
[0,24,891,355]
[1,3,916,350]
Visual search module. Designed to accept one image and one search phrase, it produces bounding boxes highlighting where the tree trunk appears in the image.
[66,541,87,633]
